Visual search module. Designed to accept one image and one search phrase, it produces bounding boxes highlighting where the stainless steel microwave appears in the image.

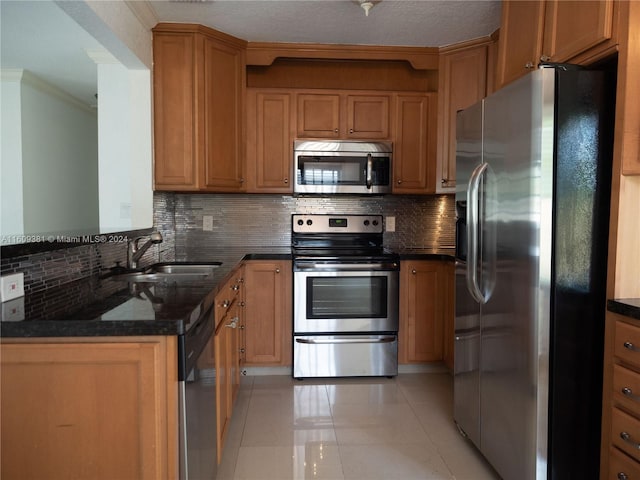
[294,140,392,194]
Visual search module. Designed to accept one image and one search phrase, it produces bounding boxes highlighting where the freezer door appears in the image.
[453,100,484,447]
[478,69,554,480]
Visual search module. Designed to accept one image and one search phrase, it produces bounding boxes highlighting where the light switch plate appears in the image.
[203,215,214,231]
[1,273,25,302]
[386,216,396,232]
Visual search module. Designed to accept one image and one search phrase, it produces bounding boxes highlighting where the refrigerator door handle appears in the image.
[466,162,488,304]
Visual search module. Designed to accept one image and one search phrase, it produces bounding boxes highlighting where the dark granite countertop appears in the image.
[608,298,640,321]
[394,247,455,261]
[0,246,453,339]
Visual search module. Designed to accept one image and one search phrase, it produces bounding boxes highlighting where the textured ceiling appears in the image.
[0,1,502,108]
[148,0,502,47]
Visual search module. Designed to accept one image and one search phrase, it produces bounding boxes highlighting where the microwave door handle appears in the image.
[366,153,373,189]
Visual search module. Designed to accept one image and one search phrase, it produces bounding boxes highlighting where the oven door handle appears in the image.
[296,336,396,345]
[294,262,398,271]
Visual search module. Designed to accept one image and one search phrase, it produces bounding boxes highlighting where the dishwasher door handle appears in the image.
[295,336,396,345]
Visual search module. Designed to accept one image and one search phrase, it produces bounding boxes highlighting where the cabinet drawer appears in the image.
[616,321,640,369]
[615,364,640,414]
[609,447,640,480]
[612,407,640,462]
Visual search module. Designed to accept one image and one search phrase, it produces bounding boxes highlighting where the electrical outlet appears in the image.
[386,216,396,232]
[1,273,25,302]
[2,297,25,321]
[203,215,213,231]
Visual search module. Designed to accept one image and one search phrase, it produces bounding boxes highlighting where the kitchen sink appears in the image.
[145,262,222,275]
[110,262,222,283]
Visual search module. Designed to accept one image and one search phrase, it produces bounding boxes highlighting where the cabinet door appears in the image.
[296,93,341,138]
[495,1,545,89]
[346,94,390,139]
[399,261,445,363]
[437,45,488,193]
[244,260,292,366]
[246,90,293,192]
[393,94,437,194]
[202,36,245,191]
[153,32,198,190]
[215,321,232,463]
[542,0,615,63]
[1,338,178,479]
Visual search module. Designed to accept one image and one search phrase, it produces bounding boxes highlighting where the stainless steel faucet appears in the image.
[128,231,163,269]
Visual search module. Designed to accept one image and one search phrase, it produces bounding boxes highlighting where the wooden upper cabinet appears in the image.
[496,0,619,89]
[152,24,246,192]
[245,89,293,192]
[346,95,390,138]
[393,93,437,194]
[296,93,341,138]
[437,42,489,193]
[201,36,245,191]
[496,1,545,89]
[542,0,616,63]
[296,91,390,139]
[153,32,198,190]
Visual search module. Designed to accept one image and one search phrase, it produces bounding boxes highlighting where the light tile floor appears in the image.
[216,373,501,480]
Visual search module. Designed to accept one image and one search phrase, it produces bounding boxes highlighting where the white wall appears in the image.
[0,70,25,237]
[20,71,99,235]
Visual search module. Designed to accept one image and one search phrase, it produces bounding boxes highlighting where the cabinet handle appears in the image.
[620,431,640,449]
[618,473,629,480]
[275,268,280,273]
[240,301,245,307]
[239,178,245,184]
[622,387,640,402]
[239,348,245,353]
[624,341,640,353]
[284,178,288,184]
[232,284,240,291]
[524,62,535,69]
[349,128,354,134]
[221,300,230,308]
[239,325,245,330]
[334,128,339,133]
[540,55,551,62]
[412,269,417,274]
[225,319,238,329]
[397,179,403,184]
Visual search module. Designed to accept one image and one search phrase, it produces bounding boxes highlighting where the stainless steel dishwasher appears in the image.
[178,305,217,480]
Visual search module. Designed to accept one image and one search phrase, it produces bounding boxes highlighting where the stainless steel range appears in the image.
[291,214,399,379]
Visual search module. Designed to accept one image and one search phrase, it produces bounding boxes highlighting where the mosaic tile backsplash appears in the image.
[1,192,454,317]
[158,193,456,260]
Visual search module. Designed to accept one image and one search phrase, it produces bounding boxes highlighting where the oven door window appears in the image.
[306,276,387,318]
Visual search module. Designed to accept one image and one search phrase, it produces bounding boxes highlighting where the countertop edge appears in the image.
[608,298,640,321]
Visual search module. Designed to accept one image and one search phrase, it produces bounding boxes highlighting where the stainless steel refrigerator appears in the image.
[454,65,615,480]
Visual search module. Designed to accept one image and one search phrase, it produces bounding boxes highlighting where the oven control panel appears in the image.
[292,214,384,234]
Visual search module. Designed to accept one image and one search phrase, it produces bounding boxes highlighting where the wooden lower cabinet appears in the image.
[213,266,244,462]
[243,259,292,366]
[398,260,453,365]
[214,315,233,464]
[601,311,640,477]
[0,336,178,480]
